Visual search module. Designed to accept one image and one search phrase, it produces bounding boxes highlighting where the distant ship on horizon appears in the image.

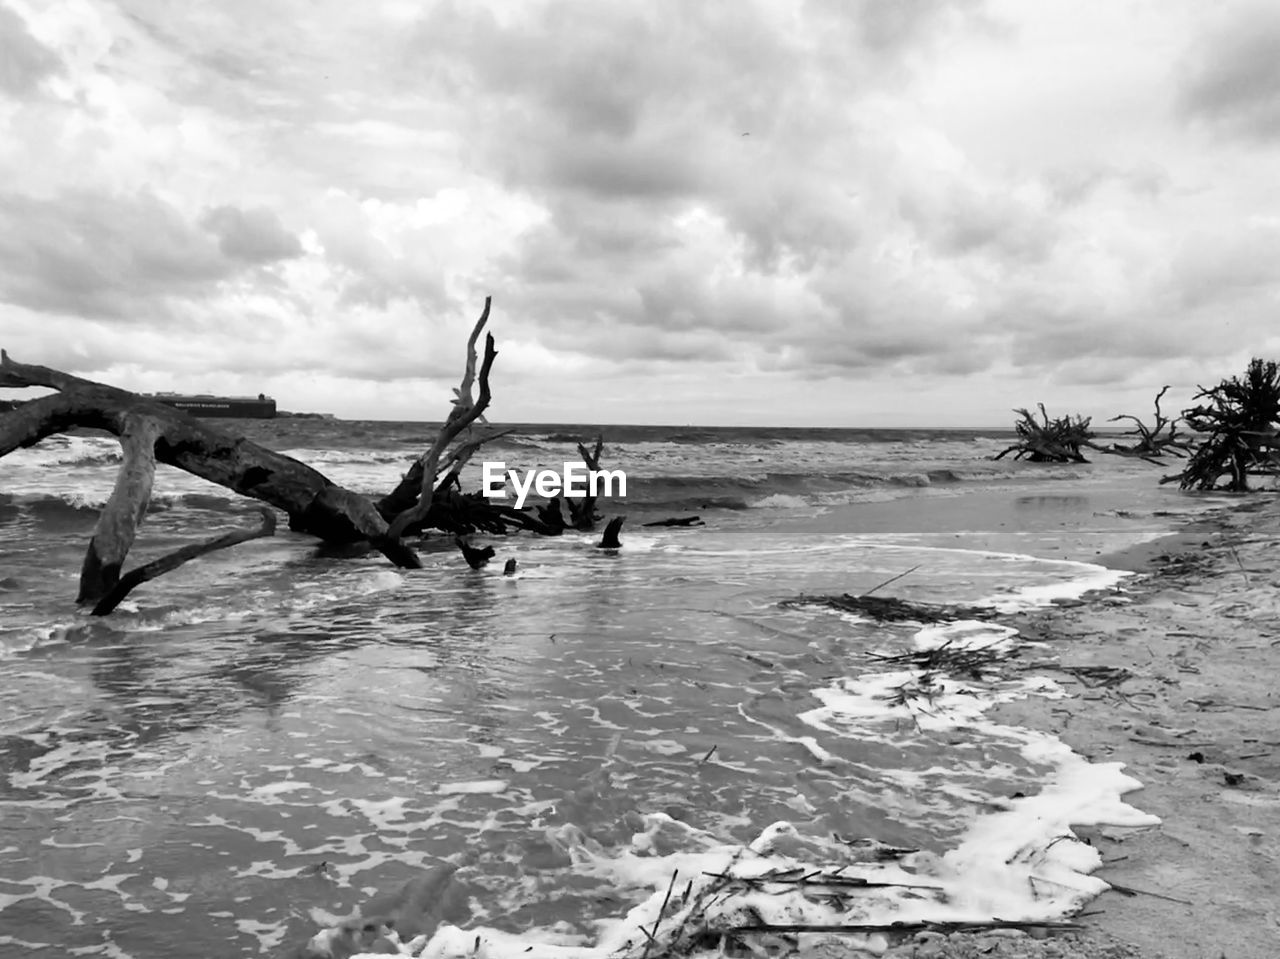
[148,392,277,419]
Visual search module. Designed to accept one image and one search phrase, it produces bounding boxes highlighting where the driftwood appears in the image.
[597,516,625,549]
[533,495,569,534]
[566,434,605,529]
[0,298,538,611]
[0,350,422,608]
[780,593,997,624]
[639,856,1082,958]
[643,515,705,528]
[375,428,516,535]
[868,638,1011,678]
[455,537,495,570]
[92,508,277,615]
[1164,358,1280,491]
[1100,386,1190,462]
[386,300,498,540]
[994,404,1095,463]
[723,920,1082,936]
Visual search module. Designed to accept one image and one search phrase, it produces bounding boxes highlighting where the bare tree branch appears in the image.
[92,508,278,615]
[1102,386,1189,460]
[387,299,498,541]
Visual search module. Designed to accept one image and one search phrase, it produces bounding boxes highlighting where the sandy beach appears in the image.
[879,496,1280,959]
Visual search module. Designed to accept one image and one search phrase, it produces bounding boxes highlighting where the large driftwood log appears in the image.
[0,299,525,611]
[0,352,423,609]
[2,298,650,611]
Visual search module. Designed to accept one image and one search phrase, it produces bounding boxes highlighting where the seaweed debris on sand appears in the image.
[779,593,1000,624]
[888,500,1280,959]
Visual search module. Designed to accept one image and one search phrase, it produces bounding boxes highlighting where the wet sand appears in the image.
[883,496,1280,959]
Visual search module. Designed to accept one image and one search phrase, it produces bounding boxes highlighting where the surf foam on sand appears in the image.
[313,562,1157,958]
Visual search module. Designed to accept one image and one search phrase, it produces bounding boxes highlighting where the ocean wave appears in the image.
[2,490,239,518]
[281,447,416,466]
[619,466,1028,513]
[484,435,551,451]
[2,434,124,468]
[538,432,594,444]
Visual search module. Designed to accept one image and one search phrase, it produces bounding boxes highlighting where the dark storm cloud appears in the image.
[633,268,800,335]
[392,0,1005,381]
[1042,162,1170,207]
[118,3,352,121]
[403,1,814,235]
[807,0,991,57]
[515,204,681,276]
[0,4,63,96]
[538,140,707,200]
[0,189,281,319]
[412,1,799,171]
[723,170,866,273]
[992,287,1200,376]
[21,0,1252,423]
[564,324,738,365]
[809,319,995,378]
[898,183,1056,261]
[200,204,304,263]
[759,320,996,379]
[1178,3,1280,140]
[1170,223,1280,309]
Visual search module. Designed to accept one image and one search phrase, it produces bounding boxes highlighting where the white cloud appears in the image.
[1,0,1278,425]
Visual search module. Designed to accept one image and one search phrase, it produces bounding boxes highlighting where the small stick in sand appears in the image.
[728,920,1084,934]
[1106,881,1193,905]
[639,870,680,959]
[862,564,922,597]
[1228,546,1250,584]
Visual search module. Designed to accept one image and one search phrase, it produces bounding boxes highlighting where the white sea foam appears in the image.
[980,562,1128,611]
[435,780,510,796]
[321,560,1154,958]
[750,493,809,509]
[1,434,122,468]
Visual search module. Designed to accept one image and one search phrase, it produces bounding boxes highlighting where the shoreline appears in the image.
[885,496,1280,959]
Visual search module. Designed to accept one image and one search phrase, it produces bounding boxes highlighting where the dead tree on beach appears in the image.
[1168,358,1280,491]
[1098,386,1191,463]
[0,297,615,613]
[993,404,1095,463]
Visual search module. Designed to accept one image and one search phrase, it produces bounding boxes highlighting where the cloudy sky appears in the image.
[1,0,1277,425]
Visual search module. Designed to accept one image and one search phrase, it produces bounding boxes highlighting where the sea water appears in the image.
[0,422,1228,957]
